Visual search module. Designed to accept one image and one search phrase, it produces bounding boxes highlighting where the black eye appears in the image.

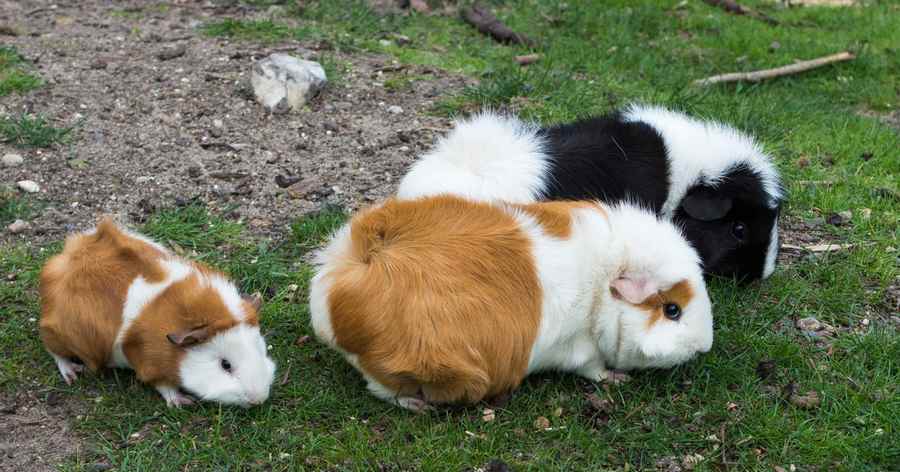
[221,359,232,372]
[663,303,681,320]
[732,221,747,241]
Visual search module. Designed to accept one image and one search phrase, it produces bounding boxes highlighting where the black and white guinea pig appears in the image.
[397,105,784,281]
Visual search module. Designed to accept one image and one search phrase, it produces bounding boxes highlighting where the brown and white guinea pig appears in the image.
[396,105,784,281]
[309,195,713,412]
[39,218,276,407]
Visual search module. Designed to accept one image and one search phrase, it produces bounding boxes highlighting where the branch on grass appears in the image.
[702,0,779,26]
[693,51,855,86]
[461,3,534,46]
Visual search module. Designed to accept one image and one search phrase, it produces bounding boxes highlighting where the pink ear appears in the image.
[610,276,658,304]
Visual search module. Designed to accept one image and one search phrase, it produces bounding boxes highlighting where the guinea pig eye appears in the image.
[663,303,682,321]
[220,359,232,372]
[732,221,747,241]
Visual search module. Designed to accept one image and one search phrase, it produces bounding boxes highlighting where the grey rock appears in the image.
[16,180,40,193]
[387,105,403,114]
[796,317,822,332]
[251,54,327,113]
[2,153,24,167]
[7,219,29,234]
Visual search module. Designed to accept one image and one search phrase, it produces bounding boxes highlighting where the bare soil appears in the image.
[0,389,86,472]
[1,0,471,247]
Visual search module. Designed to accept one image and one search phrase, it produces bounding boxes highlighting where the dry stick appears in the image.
[461,3,534,46]
[693,51,855,86]
[702,0,779,25]
[515,53,541,65]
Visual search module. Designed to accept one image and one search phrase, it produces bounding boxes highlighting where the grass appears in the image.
[1,0,898,470]
[0,114,73,148]
[0,46,42,96]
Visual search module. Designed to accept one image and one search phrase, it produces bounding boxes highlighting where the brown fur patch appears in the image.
[517,201,605,239]
[326,195,543,405]
[635,280,694,328]
[39,218,168,371]
[123,272,240,387]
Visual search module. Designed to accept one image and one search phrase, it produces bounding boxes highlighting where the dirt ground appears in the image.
[1,0,471,247]
[0,388,86,472]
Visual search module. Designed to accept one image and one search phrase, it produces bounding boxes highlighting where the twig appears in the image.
[693,51,855,86]
[461,3,534,46]
[515,53,541,65]
[702,0,779,25]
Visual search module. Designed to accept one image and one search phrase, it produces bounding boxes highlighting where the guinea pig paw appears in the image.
[576,363,610,383]
[396,396,433,414]
[51,354,83,385]
[157,386,195,408]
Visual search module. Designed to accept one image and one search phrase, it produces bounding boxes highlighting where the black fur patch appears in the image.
[537,113,781,281]
[540,114,670,212]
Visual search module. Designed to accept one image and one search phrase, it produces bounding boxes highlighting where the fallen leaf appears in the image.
[682,453,704,470]
[534,416,550,430]
[482,408,495,422]
[789,390,821,409]
[781,243,854,253]
[553,407,563,418]
[585,393,614,413]
[726,402,739,412]
[796,317,822,332]
[295,335,311,346]
[756,359,777,381]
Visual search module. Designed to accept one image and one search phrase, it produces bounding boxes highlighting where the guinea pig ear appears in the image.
[610,276,658,305]
[681,188,733,221]
[244,291,263,311]
[167,326,210,347]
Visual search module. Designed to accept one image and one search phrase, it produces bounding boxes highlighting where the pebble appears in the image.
[387,105,403,114]
[7,219,29,234]
[2,153,24,167]
[156,44,187,61]
[16,180,40,193]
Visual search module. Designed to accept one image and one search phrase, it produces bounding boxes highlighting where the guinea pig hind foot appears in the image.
[366,379,433,414]
[156,385,195,408]
[51,353,84,385]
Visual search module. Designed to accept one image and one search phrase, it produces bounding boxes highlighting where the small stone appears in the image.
[534,416,550,430]
[483,459,510,472]
[826,211,851,226]
[7,219,29,234]
[187,166,203,178]
[86,463,112,472]
[89,58,108,70]
[156,44,186,61]
[769,41,781,51]
[274,174,301,188]
[1,153,24,167]
[68,158,89,170]
[213,119,224,128]
[392,34,411,46]
[378,39,392,47]
[286,176,323,199]
[796,317,822,332]
[323,121,339,132]
[251,54,327,113]
[755,359,777,381]
[16,180,40,193]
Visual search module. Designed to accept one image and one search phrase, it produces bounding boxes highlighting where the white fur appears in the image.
[396,112,548,203]
[179,324,276,407]
[209,275,248,322]
[309,199,714,410]
[621,104,782,214]
[763,223,779,279]
[111,258,192,368]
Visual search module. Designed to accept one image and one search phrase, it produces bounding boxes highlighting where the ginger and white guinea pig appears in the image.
[396,105,784,281]
[39,218,276,407]
[309,195,713,411]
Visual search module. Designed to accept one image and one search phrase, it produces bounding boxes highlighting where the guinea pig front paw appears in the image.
[156,385,195,408]
[51,354,84,385]
[576,362,610,383]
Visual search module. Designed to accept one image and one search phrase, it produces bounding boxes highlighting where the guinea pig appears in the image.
[309,195,713,411]
[396,105,784,281]
[39,217,276,407]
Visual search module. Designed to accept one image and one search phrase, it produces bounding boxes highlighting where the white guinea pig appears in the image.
[39,218,276,407]
[309,195,713,411]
